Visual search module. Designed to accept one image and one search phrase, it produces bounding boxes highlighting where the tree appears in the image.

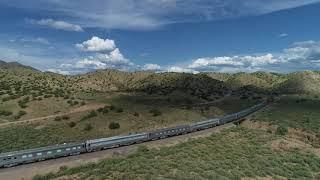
[109,122,120,129]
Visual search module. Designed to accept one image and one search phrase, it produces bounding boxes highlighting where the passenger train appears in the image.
[0,101,267,168]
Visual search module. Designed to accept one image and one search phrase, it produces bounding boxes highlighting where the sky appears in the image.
[0,0,320,74]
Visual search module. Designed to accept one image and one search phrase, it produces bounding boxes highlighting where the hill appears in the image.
[277,71,320,94]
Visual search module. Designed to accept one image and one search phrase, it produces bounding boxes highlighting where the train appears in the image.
[0,101,267,168]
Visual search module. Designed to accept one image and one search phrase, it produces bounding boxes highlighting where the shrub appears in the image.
[73,101,79,105]
[81,101,86,106]
[149,109,162,117]
[109,122,120,129]
[116,108,123,113]
[54,116,62,121]
[14,110,27,119]
[61,115,70,120]
[59,165,68,172]
[97,107,104,113]
[68,122,76,128]
[0,110,13,116]
[133,112,139,117]
[109,105,115,110]
[84,123,93,131]
[81,110,97,121]
[276,126,288,136]
[102,108,109,114]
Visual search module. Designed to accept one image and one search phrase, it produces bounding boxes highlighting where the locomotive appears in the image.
[0,101,266,168]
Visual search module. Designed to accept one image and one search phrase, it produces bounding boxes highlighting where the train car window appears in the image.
[72,147,77,150]
[57,150,62,153]
[37,153,42,156]
[77,146,81,149]
[66,148,71,151]
[22,155,27,159]
[47,151,52,154]
[28,154,33,158]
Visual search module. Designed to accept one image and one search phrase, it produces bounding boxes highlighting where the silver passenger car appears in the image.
[86,133,148,152]
[148,125,191,140]
[0,142,86,167]
[190,118,220,131]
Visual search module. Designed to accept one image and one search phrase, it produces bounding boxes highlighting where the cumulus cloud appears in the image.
[167,66,199,74]
[76,36,116,52]
[142,63,161,71]
[188,54,276,70]
[282,40,320,61]
[27,18,84,32]
[182,40,320,73]
[52,36,134,74]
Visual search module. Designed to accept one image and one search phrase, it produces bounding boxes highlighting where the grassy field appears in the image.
[34,127,320,180]
[253,95,320,134]
[0,94,256,153]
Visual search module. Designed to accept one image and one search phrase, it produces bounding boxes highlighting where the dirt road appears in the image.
[0,103,106,127]
[0,123,235,180]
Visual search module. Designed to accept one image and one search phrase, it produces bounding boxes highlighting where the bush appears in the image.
[276,126,288,136]
[133,112,139,117]
[102,108,109,114]
[81,101,86,106]
[109,105,115,110]
[149,109,162,117]
[62,115,70,120]
[0,110,13,116]
[116,108,123,113]
[84,123,93,131]
[14,110,27,119]
[97,107,104,113]
[54,116,62,121]
[81,110,97,121]
[68,122,76,128]
[109,122,120,129]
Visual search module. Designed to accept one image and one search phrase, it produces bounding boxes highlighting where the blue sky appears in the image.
[0,0,320,74]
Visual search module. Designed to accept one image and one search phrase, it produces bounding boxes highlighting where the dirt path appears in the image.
[0,103,106,127]
[0,123,235,180]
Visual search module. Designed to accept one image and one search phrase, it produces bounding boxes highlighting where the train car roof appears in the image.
[148,124,190,134]
[86,133,147,143]
[0,142,85,157]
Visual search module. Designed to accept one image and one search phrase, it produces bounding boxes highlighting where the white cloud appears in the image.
[167,66,199,74]
[47,68,71,75]
[54,36,134,73]
[189,54,276,70]
[282,40,320,61]
[28,18,84,32]
[279,33,288,38]
[75,59,107,69]
[142,63,161,71]
[76,36,116,52]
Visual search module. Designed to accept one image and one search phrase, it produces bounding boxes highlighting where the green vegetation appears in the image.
[14,110,27,119]
[68,122,76,128]
[109,122,120,130]
[80,110,98,121]
[149,109,162,116]
[254,95,320,133]
[33,127,320,179]
[276,126,288,136]
[0,110,13,116]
